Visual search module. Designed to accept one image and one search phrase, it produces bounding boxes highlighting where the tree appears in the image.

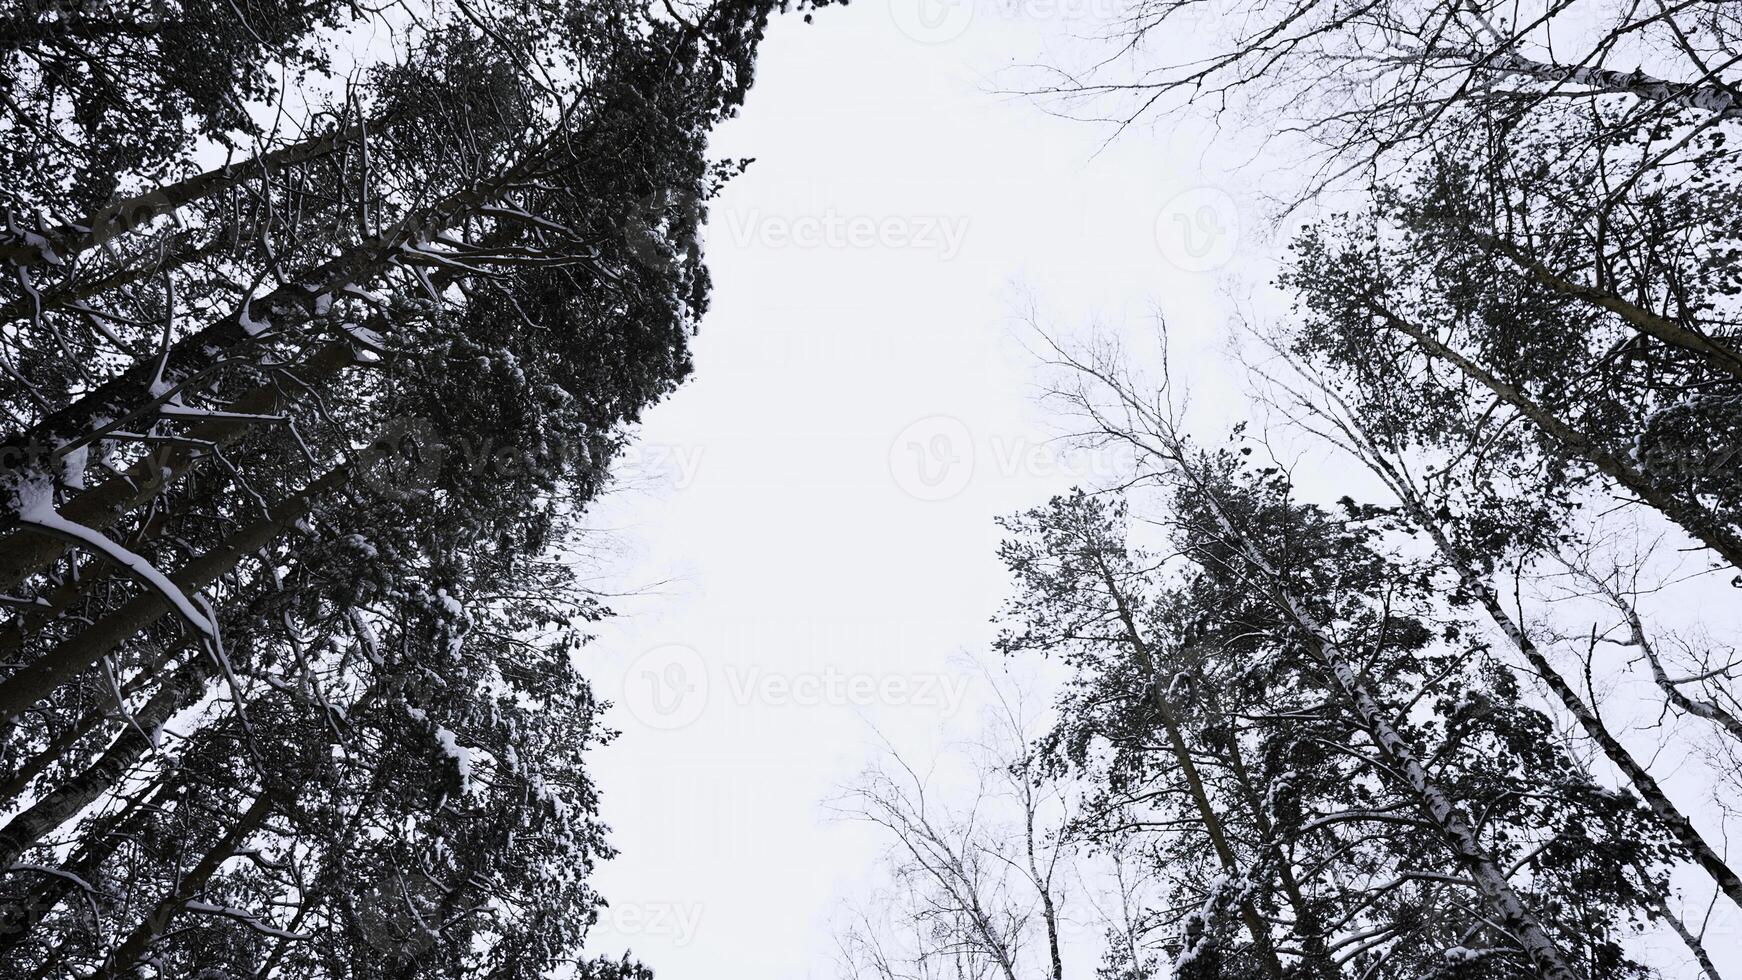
[1024,0,1742,198]
[1030,0,1742,582]
[0,0,799,973]
[1242,336,1742,922]
[832,672,1078,980]
[0,0,355,219]
[1283,139,1742,574]
[1004,332,1673,979]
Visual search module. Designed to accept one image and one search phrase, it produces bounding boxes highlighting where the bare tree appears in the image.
[831,667,1077,980]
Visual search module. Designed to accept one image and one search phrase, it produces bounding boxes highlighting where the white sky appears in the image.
[576,2,1742,977]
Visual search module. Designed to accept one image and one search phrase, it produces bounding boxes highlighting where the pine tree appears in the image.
[0,0,794,973]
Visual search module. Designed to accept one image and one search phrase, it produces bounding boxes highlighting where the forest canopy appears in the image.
[0,1,800,976]
[836,1,1742,978]
[6,0,1742,978]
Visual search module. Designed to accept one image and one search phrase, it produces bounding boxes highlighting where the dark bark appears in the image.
[0,655,211,869]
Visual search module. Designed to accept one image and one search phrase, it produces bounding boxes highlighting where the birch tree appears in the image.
[1004,333,1673,979]
[832,677,1079,980]
[1032,0,1742,566]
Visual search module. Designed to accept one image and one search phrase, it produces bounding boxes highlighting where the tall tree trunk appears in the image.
[1093,556,1288,980]
[0,335,361,594]
[0,642,177,804]
[0,654,212,868]
[91,788,280,980]
[2,119,372,270]
[0,703,106,803]
[0,775,181,956]
[1166,448,1585,980]
[1341,430,1742,912]
[1220,729,1339,976]
[1366,298,1742,568]
[0,461,353,725]
[1460,228,1742,384]
[1426,46,1742,122]
[0,136,558,507]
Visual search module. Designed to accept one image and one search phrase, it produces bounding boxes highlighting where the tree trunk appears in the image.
[92,788,280,980]
[1220,730,1339,976]
[0,776,180,956]
[1359,444,1742,913]
[2,119,372,269]
[0,462,352,725]
[0,336,360,594]
[1368,298,1742,569]
[1171,452,1585,980]
[1463,229,1742,384]
[1093,556,1288,980]
[1427,46,1742,121]
[0,140,553,507]
[0,655,211,868]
